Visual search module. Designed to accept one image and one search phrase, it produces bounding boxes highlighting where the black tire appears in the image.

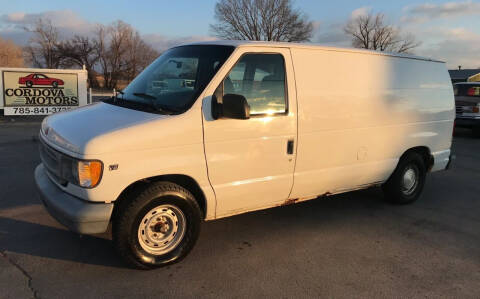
[382,152,426,205]
[113,181,202,270]
[52,81,58,88]
[26,81,33,87]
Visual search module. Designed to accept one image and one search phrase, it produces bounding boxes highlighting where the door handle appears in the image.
[287,139,294,155]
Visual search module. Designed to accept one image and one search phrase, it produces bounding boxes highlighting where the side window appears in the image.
[223,54,286,115]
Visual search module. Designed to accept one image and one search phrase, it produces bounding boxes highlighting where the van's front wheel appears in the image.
[113,182,201,270]
[382,152,426,204]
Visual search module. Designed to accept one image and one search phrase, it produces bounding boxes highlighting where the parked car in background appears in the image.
[18,73,64,88]
[454,82,480,136]
[34,41,454,270]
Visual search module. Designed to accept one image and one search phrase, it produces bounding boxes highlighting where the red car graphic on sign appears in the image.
[18,73,64,88]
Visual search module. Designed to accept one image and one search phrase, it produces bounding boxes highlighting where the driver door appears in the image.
[202,48,298,217]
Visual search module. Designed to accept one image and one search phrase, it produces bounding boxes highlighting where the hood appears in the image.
[43,102,169,155]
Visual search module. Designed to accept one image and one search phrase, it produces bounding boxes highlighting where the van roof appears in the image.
[182,40,444,63]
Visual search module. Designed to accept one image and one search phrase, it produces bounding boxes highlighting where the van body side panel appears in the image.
[289,48,454,199]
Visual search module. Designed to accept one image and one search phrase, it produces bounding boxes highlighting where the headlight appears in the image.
[61,157,103,188]
[45,127,80,153]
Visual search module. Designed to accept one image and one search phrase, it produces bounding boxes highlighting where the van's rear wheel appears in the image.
[113,182,201,270]
[382,152,426,204]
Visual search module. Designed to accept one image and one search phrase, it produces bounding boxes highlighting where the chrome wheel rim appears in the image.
[137,204,186,255]
[402,165,418,195]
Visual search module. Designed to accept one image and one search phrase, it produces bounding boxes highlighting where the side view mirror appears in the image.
[221,94,250,120]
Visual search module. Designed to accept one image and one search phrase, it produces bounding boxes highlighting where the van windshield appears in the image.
[117,45,234,114]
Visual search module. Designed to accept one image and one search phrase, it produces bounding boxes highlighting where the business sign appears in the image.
[1,69,88,115]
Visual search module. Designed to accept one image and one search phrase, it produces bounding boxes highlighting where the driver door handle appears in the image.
[287,139,294,155]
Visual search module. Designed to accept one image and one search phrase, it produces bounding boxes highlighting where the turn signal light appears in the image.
[77,161,103,188]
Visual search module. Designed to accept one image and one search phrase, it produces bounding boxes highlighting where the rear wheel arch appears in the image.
[383,149,428,204]
[113,174,208,220]
[400,146,433,172]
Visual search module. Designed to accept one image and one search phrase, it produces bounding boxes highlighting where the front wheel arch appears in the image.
[112,174,208,221]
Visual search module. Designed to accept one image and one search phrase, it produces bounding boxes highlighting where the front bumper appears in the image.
[34,164,113,234]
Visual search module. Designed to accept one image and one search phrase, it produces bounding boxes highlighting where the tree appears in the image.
[210,0,313,42]
[95,21,158,89]
[95,21,130,89]
[344,12,420,54]
[56,35,100,87]
[124,30,159,82]
[24,18,62,68]
[0,37,24,67]
[22,18,157,89]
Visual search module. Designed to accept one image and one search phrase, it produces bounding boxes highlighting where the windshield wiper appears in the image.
[132,92,177,114]
[133,92,155,99]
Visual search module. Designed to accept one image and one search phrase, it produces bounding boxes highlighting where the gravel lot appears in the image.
[0,117,479,298]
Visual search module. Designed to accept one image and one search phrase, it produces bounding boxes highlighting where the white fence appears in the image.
[87,88,117,104]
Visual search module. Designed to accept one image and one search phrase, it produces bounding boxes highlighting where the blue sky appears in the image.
[0,0,457,35]
[1,0,480,68]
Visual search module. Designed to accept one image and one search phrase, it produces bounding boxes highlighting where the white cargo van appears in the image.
[35,41,454,269]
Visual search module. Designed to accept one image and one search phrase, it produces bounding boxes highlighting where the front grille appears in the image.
[456,106,463,115]
[39,139,67,185]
